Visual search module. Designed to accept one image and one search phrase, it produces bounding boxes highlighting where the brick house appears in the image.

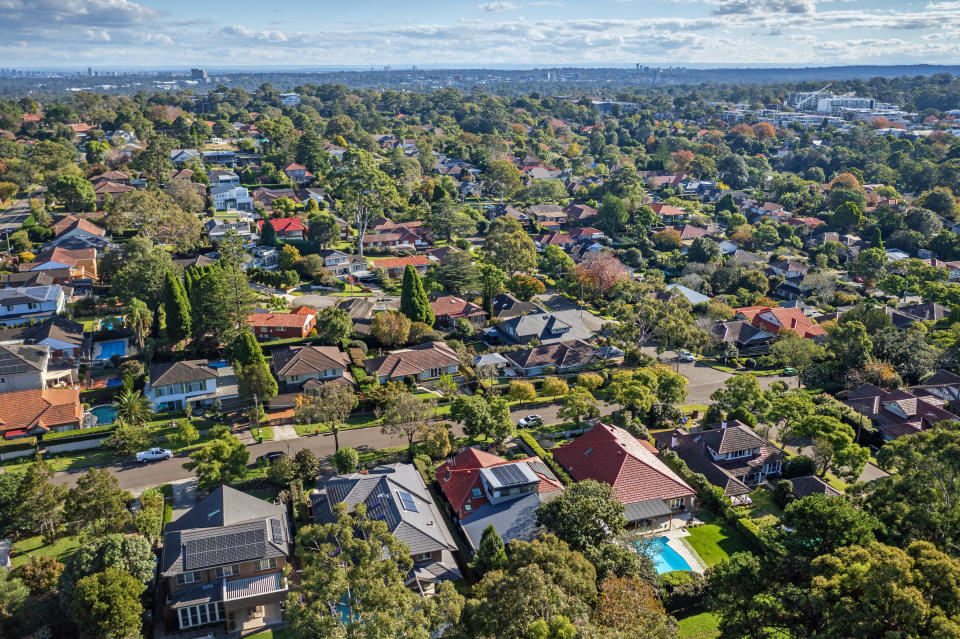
[246,307,317,340]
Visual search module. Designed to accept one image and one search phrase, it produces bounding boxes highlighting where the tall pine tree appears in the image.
[163,272,192,342]
[228,330,266,367]
[399,265,434,325]
[473,524,507,575]
[260,219,277,247]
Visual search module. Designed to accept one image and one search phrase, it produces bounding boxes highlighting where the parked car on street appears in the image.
[677,350,696,363]
[518,414,543,427]
[256,451,286,465]
[136,447,172,463]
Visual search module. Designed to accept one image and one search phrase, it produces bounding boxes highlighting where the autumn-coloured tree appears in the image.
[668,149,694,174]
[593,575,677,635]
[752,122,776,140]
[575,252,630,297]
[652,228,682,250]
[371,310,411,346]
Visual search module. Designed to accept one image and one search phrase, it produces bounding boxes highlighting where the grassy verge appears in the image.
[247,629,293,639]
[684,511,752,567]
[10,534,82,569]
[676,610,721,639]
[251,426,274,441]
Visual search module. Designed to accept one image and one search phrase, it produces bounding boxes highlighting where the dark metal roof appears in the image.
[183,527,266,571]
[623,498,673,522]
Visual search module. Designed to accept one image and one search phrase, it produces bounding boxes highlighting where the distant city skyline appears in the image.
[3,0,958,68]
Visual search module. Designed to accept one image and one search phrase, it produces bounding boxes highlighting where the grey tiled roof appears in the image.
[148,360,219,386]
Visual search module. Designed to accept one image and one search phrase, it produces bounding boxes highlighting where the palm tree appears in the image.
[116,388,152,425]
[125,298,153,349]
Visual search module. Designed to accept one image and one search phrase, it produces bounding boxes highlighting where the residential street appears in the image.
[0,198,31,233]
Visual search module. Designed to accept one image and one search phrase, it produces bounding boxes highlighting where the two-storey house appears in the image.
[204,218,257,244]
[312,463,461,595]
[317,249,367,278]
[257,218,306,241]
[246,307,317,340]
[654,421,787,501]
[0,286,66,327]
[429,296,487,329]
[211,185,254,211]
[144,360,238,412]
[160,486,291,634]
[0,343,75,392]
[270,345,352,392]
[281,162,313,185]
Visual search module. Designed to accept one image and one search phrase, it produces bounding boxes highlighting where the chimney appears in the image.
[721,421,728,429]
[444,469,451,482]
[670,432,678,448]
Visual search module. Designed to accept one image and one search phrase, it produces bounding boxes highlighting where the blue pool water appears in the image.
[95,340,126,360]
[643,537,693,574]
[105,377,122,387]
[90,405,118,425]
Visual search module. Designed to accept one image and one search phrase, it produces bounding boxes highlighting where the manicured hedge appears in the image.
[42,424,116,442]
[0,437,37,453]
[734,516,770,554]
[517,431,573,485]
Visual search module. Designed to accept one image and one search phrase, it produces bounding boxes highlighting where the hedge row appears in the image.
[517,431,574,486]
[0,437,37,453]
[733,516,769,554]
[42,423,116,442]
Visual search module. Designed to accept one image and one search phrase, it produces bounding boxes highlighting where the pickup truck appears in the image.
[136,447,172,463]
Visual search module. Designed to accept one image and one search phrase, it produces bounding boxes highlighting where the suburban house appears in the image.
[734,306,826,341]
[435,448,564,551]
[249,246,280,270]
[767,258,809,280]
[568,227,605,242]
[490,293,542,320]
[46,215,110,253]
[270,345,352,391]
[0,316,87,360]
[564,203,598,224]
[553,423,696,530]
[335,297,377,335]
[91,178,134,203]
[502,340,614,376]
[204,218,257,244]
[845,382,957,440]
[654,421,787,501]
[251,187,299,210]
[160,486,292,634]
[317,249,367,278]
[169,149,201,164]
[650,203,688,222]
[257,218,306,241]
[0,387,82,439]
[361,229,424,250]
[364,341,461,384]
[0,286,67,327]
[370,255,430,279]
[789,475,842,499]
[527,204,567,226]
[488,310,593,345]
[0,272,55,289]
[0,343,75,391]
[281,162,313,185]
[424,246,464,266]
[23,247,98,280]
[211,185,254,211]
[208,169,240,185]
[144,360,238,412]
[246,307,317,340]
[429,296,487,329]
[909,369,960,411]
[710,320,776,350]
[535,232,575,249]
[311,463,462,594]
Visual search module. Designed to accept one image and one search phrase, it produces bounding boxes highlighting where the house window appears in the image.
[666,497,684,509]
[177,603,223,629]
[214,564,239,578]
[183,380,206,394]
[176,571,202,585]
[414,552,433,562]
[255,558,278,571]
[427,368,442,378]
[27,303,39,310]
[289,375,299,382]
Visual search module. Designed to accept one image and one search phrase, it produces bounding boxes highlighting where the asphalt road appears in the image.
[0,199,30,233]
[52,400,620,494]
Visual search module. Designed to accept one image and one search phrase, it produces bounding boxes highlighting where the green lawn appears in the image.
[676,610,721,639]
[247,629,293,639]
[251,426,274,441]
[684,511,752,567]
[824,474,849,491]
[10,534,83,569]
[741,487,782,524]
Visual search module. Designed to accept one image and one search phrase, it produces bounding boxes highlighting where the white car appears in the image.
[677,350,696,363]
[136,447,172,463]
[518,415,543,427]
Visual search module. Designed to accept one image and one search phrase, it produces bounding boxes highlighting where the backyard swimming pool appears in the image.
[89,405,118,425]
[643,537,693,574]
[94,340,127,360]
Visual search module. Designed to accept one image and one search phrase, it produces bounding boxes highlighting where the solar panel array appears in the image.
[397,490,419,513]
[183,528,265,570]
[490,464,528,487]
[270,518,283,542]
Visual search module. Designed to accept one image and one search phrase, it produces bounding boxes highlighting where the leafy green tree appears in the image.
[288,503,464,639]
[133,487,164,547]
[331,148,402,260]
[370,310,411,347]
[769,332,824,384]
[0,473,21,536]
[61,534,156,601]
[64,469,132,537]
[477,262,506,313]
[827,320,873,372]
[260,218,277,246]
[268,455,298,487]
[687,236,721,263]
[794,415,868,480]
[307,212,340,248]
[450,394,515,443]
[71,568,145,639]
[508,380,537,406]
[15,458,67,543]
[235,360,278,403]
[506,274,545,301]
[168,419,199,448]
[473,524,508,575]
[124,298,152,350]
[17,555,63,596]
[597,193,628,234]
[849,246,887,283]
[483,158,524,202]
[541,376,569,397]
[183,430,250,491]
[831,200,864,230]
[436,251,479,297]
[103,420,152,456]
[558,386,600,425]
[294,448,322,480]
[483,216,537,275]
[0,570,29,630]
[162,272,191,342]
[380,391,436,447]
[709,373,772,423]
[331,447,359,474]
[778,494,880,562]
[49,174,95,211]
[593,574,678,637]
[399,265,434,325]
[294,382,358,451]
[536,479,626,552]
[313,307,353,344]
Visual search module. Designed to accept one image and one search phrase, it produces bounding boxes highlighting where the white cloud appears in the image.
[478,1,520,11]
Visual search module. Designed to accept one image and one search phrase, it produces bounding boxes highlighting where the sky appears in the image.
[4,0,960,69]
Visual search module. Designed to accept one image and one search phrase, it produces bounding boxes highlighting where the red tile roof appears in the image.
[735,306,826,339]
[51,214,106,238]
[371,255,430,270]
[257,217,306,233]
[430,296,486,320]
[436,448,564,519]
[650,203,687,217]
[0,388,82,438]
[552,423,694,505]
[246,310,316,328]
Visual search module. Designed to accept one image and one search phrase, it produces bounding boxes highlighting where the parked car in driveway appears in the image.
[518,414,543,427]
[136,447,172,463]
